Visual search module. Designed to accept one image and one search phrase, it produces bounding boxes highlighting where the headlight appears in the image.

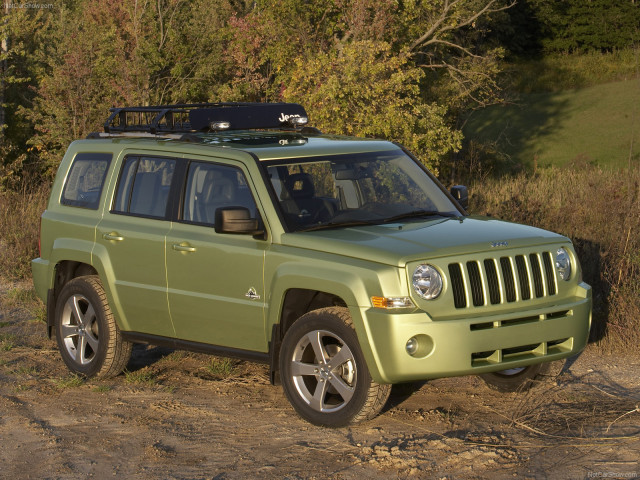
[555,247,572,281]
[412,264,443,300]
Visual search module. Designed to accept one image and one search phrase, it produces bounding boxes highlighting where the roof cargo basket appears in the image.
[103,102,308,134]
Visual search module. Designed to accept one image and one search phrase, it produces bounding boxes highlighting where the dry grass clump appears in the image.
[0,184,50,281]
[470,164,640,350]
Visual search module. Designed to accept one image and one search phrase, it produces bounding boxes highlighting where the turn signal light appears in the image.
[371,296,414,309]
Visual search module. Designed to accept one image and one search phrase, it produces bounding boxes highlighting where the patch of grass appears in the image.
[2,286,46,323]
[507,48,639,94]
[54,374,85,388]
[158,350,189,363]
[15,365,38,377]
[464,78,640,171]
[92,384,112,393]
[206,357,238,378]
[0,184,50,281]
[124,367,157,386]
[0,321,10,328]
[0,333,17,351]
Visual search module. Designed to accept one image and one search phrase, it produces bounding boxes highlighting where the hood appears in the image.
[280,216,568,267]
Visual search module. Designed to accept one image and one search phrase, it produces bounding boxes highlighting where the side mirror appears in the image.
[215,207,262,235]
[450,185,469,210]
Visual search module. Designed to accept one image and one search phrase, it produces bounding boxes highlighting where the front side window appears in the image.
[112,156,176,218]
[61,153,112,209]
[182,161,258,227]
[264,149,460,232]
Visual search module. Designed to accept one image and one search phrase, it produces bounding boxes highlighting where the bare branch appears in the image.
[410,0,516,51]
[417,38,483,59]
[409,0,460,51]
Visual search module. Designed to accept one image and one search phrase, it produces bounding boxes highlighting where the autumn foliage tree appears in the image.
[283,41,461,171]
[6,0,628,185]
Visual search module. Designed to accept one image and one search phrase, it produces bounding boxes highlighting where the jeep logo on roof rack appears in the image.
[279,113,300,122]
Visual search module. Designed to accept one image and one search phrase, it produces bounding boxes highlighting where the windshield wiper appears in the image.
[381,210,458,223]
[299,220,381,232]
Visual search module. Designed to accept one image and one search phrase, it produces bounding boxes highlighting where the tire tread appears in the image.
[56,276,132,379]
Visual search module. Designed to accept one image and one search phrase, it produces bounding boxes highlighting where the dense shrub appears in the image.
[470,165,640,350]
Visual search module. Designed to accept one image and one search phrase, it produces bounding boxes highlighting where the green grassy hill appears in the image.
[464,78,640,169]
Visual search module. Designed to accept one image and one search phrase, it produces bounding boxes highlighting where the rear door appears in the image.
[165,159,268,352]
[94,155,177,337]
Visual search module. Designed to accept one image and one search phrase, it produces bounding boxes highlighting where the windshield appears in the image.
[264,149,461,232]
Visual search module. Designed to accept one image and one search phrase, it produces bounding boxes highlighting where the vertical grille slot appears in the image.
[448,263,467,308]
[447,250,557,309]
[542,251,556,295]
[529,253,544,298]
[483,259,501,304]
[467,261,485,306]
[500,257,517,303]
[515,255,531,300]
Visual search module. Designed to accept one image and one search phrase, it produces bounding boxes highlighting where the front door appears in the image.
[165,160,267,352]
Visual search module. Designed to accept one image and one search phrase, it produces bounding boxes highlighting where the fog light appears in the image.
[404,334,435,358]
[406,337,419,356]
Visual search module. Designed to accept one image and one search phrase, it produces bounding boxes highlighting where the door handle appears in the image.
[172,242,196,253]
[102,232,124,242]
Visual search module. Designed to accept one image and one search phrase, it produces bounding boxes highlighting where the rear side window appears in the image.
[61,153,112,209]
[112,156,176,218]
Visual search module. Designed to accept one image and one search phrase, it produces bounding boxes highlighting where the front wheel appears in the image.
[480,362,552,392]
[279,307,391,427]
[55,276,132,379]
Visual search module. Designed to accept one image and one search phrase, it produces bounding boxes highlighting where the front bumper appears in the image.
[358,282,592,384]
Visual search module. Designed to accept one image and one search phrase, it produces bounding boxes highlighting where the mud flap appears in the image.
[46,288,56,339]
[269,323,282,385]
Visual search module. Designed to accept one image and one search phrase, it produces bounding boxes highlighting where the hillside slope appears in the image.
[464,78,640,169]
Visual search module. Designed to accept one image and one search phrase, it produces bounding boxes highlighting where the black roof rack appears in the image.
[102,102,309,135]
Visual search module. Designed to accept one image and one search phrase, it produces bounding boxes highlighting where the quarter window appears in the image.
[113,156,176,218]
[61,153,112,209]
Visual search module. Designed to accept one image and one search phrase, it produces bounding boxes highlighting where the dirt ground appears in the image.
[1,282,639,480]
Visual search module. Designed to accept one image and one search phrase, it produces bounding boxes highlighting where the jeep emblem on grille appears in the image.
[490,241,509,248]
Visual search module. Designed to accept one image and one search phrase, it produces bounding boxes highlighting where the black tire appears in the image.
[54,276,132,378]
[279,307,391,427]
[480,362,551,392]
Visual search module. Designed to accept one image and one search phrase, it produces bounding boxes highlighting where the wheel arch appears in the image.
[265,265,387,386]
[47,260,99,338]
[268,287,348,385]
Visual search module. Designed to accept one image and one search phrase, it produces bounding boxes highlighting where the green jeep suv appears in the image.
[32,103,592,427]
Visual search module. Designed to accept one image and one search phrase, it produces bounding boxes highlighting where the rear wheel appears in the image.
[279,307,391,427]
[55,276,132,378]
[480,363,551,392]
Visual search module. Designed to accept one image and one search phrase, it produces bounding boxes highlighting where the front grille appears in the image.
[449,251,557,308]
